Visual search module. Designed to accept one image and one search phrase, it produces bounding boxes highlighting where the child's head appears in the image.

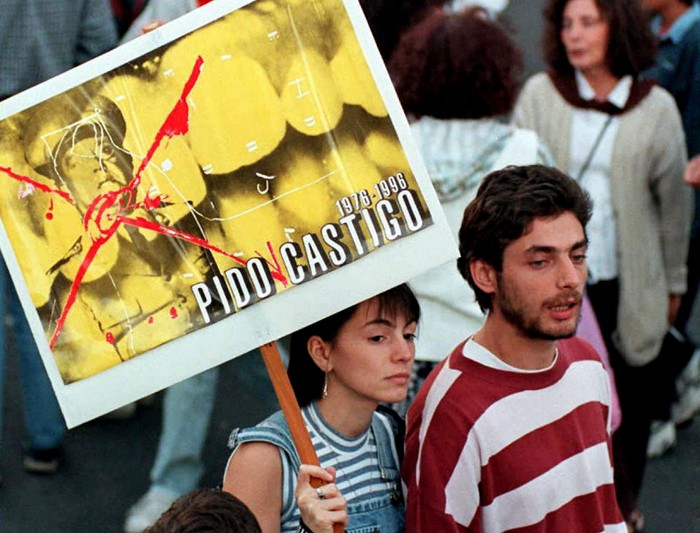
[145,488,261,533]
[288,283,420,406]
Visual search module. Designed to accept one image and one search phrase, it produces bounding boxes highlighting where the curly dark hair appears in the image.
[457,165,592,312]
[389,7,523,119]
[287,283,420,407]
[145,489,262,533]
[543,0,656,77]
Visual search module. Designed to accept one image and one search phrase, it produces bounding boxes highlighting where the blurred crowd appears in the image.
[0,1,698,532]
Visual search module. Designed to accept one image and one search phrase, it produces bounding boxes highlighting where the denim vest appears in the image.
[229,409,405,533]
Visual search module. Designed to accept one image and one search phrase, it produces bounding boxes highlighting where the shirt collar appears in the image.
[575,70,632,109]
[652,3,700,43]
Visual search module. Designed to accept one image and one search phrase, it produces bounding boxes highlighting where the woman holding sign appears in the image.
[223,283,419,533]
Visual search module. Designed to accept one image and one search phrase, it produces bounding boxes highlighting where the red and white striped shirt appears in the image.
[403,337,626,533]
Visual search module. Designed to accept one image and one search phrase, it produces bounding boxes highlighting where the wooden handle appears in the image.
[260,342,344,533]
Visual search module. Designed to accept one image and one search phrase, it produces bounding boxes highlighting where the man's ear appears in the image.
[307,336,332,372]
[470,259,498,296]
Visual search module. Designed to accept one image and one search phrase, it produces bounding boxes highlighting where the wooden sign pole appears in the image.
[260,341,344,533]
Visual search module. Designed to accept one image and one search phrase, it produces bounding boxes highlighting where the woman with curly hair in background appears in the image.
[388,6,557,406]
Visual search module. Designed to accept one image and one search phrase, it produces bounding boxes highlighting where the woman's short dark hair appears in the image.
[145,488,262,533]
[389,7,523,119]
[287,283,420,407]
[457,165,592,312]
[543,0,656,77]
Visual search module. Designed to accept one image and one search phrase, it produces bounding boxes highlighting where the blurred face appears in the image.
[325,298,417,407]
[561,0,611,75]
[493,212,588,340]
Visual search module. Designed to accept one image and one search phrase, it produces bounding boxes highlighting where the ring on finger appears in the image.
[316,487,326,500]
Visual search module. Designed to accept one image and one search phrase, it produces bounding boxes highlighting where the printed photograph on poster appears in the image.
[0,0,457,426]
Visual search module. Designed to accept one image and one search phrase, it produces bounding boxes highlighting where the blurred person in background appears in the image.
[514,0,693,529]
[0,0,117,480]
[638,0,700,459]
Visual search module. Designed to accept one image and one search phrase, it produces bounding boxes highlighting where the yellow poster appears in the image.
[0,0,455,426]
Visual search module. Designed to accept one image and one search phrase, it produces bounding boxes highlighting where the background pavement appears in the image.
[1,2,699,532]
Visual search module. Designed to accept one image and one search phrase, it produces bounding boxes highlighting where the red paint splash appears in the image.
[128,55,205,196]
[0,55,289,352]
[256,241,286,285]
[148,316,154,324]
[49,58,207,348]
[142,193,165,210]
[50,224,120,347]
[81,56,205,238]
[45,198,54,220]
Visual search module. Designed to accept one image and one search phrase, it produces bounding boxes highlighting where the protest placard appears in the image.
[0,0,456,427]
